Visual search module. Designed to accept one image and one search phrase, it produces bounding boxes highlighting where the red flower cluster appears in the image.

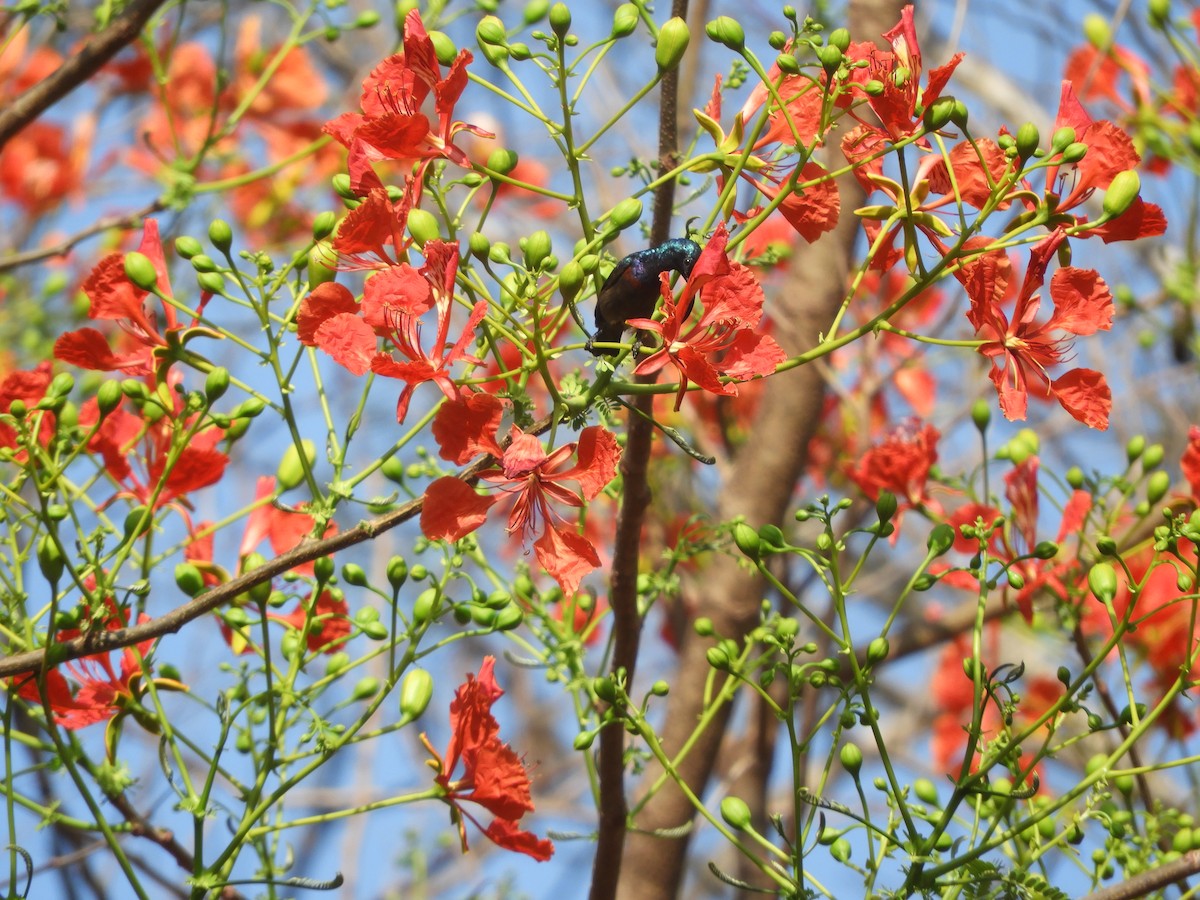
[422,657,553,860]
[421,393,620,597]
[629,224,785,410]
[846,419,940,531]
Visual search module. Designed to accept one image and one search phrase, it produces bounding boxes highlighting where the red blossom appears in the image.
[421,657,553,861]
[846,420,940,525]
[0,362,55,457]
[965,229,1113,428]
[628,224,785,410]
[420,393,620,597]
[271,591,352,654]
[323,9,491,195]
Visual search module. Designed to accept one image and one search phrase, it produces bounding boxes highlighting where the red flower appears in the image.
[421,393,620,597]
[1182,426,1200,499]
[846,420,940,527]
[965,229,1113,429]
[323,9,491,195]
[421,657,554,861]
[238,476,339,577]
[629,224,785,411]
[299,240,486,422]
[0,362,55,458]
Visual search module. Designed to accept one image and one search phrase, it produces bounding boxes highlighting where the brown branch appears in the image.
[0,0,170,152]
[1084,851,1200,900]
[589,4,690,899]
[0,201,165,274]
[0,430,537,679]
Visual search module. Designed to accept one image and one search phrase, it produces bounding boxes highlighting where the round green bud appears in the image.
[913,778,939,804]
[655,17,690,72]
[428,31,457,66]
[1033,541,1058,560]
[523,0,548,25]
[1008,569,1026,590]
[875,490,898,523]
[204,367,230,403]
[190,253,217,272]
[694,616,714,636]
[208,219,233,253]
[197,272,226,295]
[1015,122,1040,160]
[1126,434,1146,462]
[549,2,571,36]
[508,42,531,61]
[412,588,440,626]
[559,260,585,302]
[308,242,337,286]
[36,534,64,584]
[398,668,434,723]
[124,251,159,291]
[387,556,408,591]
[407,208,440,247]
[612,3,639,37]
[828,28,850,53]
[277,439,316,490]
[351,676,380,701]
[495,604,524,631]
[341,563,367,586]
[312,555,335,584]
[48,372,74,398]
[175,236,203,259]
[1050,127,1077,153]
[732,521,762,561]
[927,523,955,556]
[1102,169,1141,220]
[1142,443,1164,469]
[332,173,355,199]
[839,742,863,775]
[1148,0,1170,26]
[758,523,785,549]
[123,505,151,540]
[720,796,752,830]
[923,96,955,131]
[830,837,851,862]
[1088,562,1118,604]
[523,229,552,270]
[1083,13,1111,49]
[97,380,123,417]
[608,197,644,231]
[1147,470,1170,505]
[1060,141,1088,163]
[325,651,351,677]
[1066,466,1084,489]
[174,562,205,597]
[971,399,991,431]
[573,730,596,750]
[705,16,745,51]
[706,646,730,670]
[592,676,616,703]
[651,680,669,696]
[476,15,506,46]
[865,636,890,665]
[1095,535,1117,556]
[469,231,491,258]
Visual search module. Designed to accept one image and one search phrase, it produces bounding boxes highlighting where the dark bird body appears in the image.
[589,238,702,355]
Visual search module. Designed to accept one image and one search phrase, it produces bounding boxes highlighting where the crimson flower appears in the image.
[421,392,620,597]
[628,223,785,411]
[298,239,486,422]
[323,9,491,195]
[0,362,55,458]
[965,229,1113,429]
[421,657,553,861]
[846,419,940,531]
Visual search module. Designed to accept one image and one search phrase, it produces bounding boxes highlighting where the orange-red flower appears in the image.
[421,657,553,861]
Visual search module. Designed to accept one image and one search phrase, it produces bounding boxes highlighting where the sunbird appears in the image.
[589,238,702,356]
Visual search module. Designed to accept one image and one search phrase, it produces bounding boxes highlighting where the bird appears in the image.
[588,238,702,356]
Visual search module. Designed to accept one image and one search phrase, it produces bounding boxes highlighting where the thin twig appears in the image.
[0,201,165,274]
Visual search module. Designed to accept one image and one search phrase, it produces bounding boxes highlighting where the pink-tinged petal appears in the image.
[465,738,534,820]
[721,330,786,380]
[1052,368,1111,430]
[297,282,358,345]
[534,525,601,598]
[500,430,549,480]
[137,219,172,299]
[421,476,496,542]
[1047,268,1113,336]
[991,362,1029,422]
[432,393,506,463]
[1058,490,1093,542]
[700,263,766,326]
[921,54,964,108]
[675,344,736,408]
[314,313,377,376]
[1053,81,1092,133]
[930,139,1009,209]
[894,366,937,418]
[483,818,555,861]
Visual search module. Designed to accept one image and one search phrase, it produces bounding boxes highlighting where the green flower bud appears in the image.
[37,534,64,584]
[1007,569,1025,590]
[175,236,203,259]
[1088,562,1118,603]
[655,17,690,72]
[927,523,955,557]
[351,676,380,701]
[559,260,585,302]
[412,588,440,626]
[1061,141,1088,163]
[123,505,151,540]
[398,668,434,723]
[758,523,785,549]
[332,173,356,199]
[651,680,669,696]
[608,197,643,231]
[875,490,898,524]
[830,837,852,862]
[523,229,552,269]
[312,555,334,584]
[865,636,890,665]
[913,778,938,804]
[175,562,205,597]
[612,3,639,37]
[839,742,863,775]
[1102,169,1140,220]
[775,53,799,75]
[277,439,316,490]
[1083,13,1111,49]
[476,15,506,46]
[523,0,548,25]
[923,96,955,131]
[325,651,351,677]
[469,231,491,259]
[549,2,571,37]
[232,398,266,419]
[732,521,762,561]
[1033,541,1058,560]
[407,208,440,247]
[208,219,233,253]
[124,252,159,291]
[720,796,752,830]
[1066,466,1084,489]
[309,211,337,242]
[706,646,730,670]
[705,16,745,51]
[308,242,337,287]
[1143,443,1164,469]
[573,729,596,750]
[96,380,123,417]
[828,28,850,53]
[197,272,226,295]
[694,616,714,636]
[1126,434,1146,462]
[1095,535,1117,556]
[592,676,616,702]
[387,556,408,591]
[949,98,969,128]
[1015,122,1040,160]
[1147,470,1170,505]
[495,604,523,631]
[971,398,991,431]
[428,31,457,66]
[341,563,367,586]
[1148,0,1170,27]
[1050,126,1077,153]
[204,367,230,403]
